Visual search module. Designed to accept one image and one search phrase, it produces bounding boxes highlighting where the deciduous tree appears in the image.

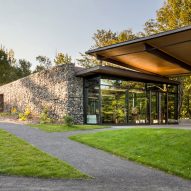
[34,55,52,72]
[54,52,72,65]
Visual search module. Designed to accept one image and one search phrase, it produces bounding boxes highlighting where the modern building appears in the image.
[0,26,191,125]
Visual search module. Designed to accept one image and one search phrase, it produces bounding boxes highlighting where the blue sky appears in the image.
[0,0,164,68]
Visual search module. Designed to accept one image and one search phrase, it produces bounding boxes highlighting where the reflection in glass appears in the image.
[101,82,126,124]
[128,89,148,124]
[85,77,178,125]
[168,93,178,123]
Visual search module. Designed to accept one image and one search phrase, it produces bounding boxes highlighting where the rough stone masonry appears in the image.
[0,63,84,124]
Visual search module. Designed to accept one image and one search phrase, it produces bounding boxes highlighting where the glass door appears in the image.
[128,89,148,124]
[150,91,168,124]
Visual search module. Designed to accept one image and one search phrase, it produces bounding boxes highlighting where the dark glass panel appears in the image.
[86,77,100,124]
[167,84,177,93]
[168,93,178,123]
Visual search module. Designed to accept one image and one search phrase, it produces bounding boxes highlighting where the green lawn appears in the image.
[0,129,87,179]
[30,124,109,132]
[70,128,191,179]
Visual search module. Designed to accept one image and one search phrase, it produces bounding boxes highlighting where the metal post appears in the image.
[149,90,152,125]
[126,89,129,124]
[98,76,102,124]
[166,92,169,124]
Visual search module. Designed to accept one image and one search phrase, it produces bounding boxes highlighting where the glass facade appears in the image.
[84,76,179,125]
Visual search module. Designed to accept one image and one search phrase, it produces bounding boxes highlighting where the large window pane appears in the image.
[101,82,126,124]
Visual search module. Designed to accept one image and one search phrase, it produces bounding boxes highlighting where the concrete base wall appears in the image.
[0,63,84,124]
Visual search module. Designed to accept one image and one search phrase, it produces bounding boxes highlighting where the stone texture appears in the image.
[0,63,84,124]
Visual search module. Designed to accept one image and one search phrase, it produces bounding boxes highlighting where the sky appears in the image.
[0,0,164,69]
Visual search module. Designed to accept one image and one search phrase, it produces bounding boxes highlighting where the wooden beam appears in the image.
[144,43,191,72]
[96,54,164,77]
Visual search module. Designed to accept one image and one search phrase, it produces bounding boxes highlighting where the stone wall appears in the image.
[0,63,84,124]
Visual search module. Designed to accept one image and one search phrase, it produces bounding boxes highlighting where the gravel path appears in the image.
[0,122,191,191]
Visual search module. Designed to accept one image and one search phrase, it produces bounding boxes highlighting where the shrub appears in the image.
[63,115,74,127]
[24,106,31,117]
[19,113,27,121]
[18,106,31,121]
[40,107,53,124]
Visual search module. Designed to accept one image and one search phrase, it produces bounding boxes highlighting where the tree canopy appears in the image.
[143,0,191,35]
[0,48,32,85]
[54,52,72,65]
[77,29,141,68]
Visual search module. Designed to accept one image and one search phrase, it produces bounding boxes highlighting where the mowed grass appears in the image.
[30,124,109,132]
[0,129,87,179]
[70,128,191,179]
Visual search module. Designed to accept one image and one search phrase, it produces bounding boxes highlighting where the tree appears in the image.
[175,75,191,119]
[16,59,31,78]
[54,52,72,65]
[92,29,137,49]
[91,29,118,48]
[34,55,52,72]
[34,65,46,73]
[0,48,18,85]
[143,0,191,35]
[144,19,160,36]
[77,29,138,68]
[0,47,32,85]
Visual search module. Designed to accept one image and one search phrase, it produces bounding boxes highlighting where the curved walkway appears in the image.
[0,122,191,191]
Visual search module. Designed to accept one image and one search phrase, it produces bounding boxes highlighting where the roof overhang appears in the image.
[76,65,179,85]
[86,25,191,77]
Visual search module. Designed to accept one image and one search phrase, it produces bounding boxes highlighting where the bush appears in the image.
[63,115,74,127]
[40,107,53,124]
[19,113,27,121]
[19,106,31,121]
